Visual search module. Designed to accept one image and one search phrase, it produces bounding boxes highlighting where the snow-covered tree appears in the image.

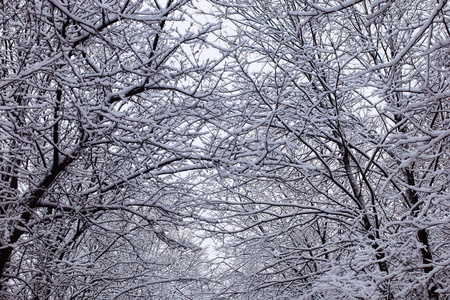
[207,0,450,298]
[0,0,221,298]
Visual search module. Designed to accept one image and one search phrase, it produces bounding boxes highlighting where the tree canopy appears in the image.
[1,0,449,299]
